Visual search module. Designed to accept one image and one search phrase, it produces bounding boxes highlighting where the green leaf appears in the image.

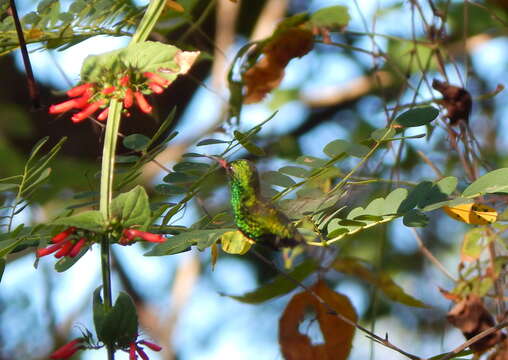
[116,155,139,164]
[93,287,108,343]
[395,107,439,127]
[0,257,5,283]
[333,257,428,307]
[436,176,458,195]
[145,229,234,256]
[173,161,210,174]
[462,168,508,197]
[323,139,349,158]
[123,134,150,151]
[234,130,265,156]
[0,183,18,191]
[223,260,316,304]
[278,166,310,178]
[309,5,350,29]
[111,186,151,229]
[262,171,296,187]
[461,228,487,261]
[155,184,187,195]
[163,172,197,184]
[0,237,25,257]
[221,230,252,255]
[55,246,89,272]
[197,139,229,146]
[371,128,396,141]
[94,291,138,347]
[296,156,328,168]
[53,211,105,232]
[403,209,429,227]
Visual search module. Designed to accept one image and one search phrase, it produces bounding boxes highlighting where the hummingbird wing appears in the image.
[251,201,305,247]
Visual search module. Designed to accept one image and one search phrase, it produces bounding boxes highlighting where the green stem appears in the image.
[130,0,167,45]
[99,99,122,360]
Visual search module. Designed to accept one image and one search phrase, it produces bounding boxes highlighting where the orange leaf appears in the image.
[243,28,314,104]
[166,0,184,12]
[279,280,356,360]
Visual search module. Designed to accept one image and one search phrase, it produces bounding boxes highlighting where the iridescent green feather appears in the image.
[227,159,303,248]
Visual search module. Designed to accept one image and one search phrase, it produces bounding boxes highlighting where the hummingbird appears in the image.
[215,158,305,249]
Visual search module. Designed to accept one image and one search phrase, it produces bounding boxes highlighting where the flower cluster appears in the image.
[129,338,162,360]
[49,71,174,123]
[50,338,85,359]
[120,229,167,245]
[37,227,88,259]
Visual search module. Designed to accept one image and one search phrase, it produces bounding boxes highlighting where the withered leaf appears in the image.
[243,28,314,104]
[432,79,472,125]
[447,295,504,354]
[279,280,356,360]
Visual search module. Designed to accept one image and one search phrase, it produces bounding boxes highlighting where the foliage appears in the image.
[2,0,508,359]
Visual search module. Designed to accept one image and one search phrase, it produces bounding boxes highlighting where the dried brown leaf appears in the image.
[447,295,504,353]
[279,280,356,360]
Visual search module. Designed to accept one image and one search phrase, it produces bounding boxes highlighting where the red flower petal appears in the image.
[130,343,138,360]
[37,242,65,257]
[123,229,166,243]
[49,99,79,114]
[54,240,74,258]
[101,86,116,95]
[51,227,76,243]
[143,72,170,87]
[69,238,87,258]
[119,75,130,87]
[50,338,83,359]
[97,107,109,121]
[124,88,133,108]
[139,340,162,352]
[148,82,164,94]
[71,100,105,123]
[134,92,152,114]
[66,83,93,97]
[136,346,149,360]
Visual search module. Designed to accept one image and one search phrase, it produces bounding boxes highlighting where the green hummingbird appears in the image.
[216,158,305,248]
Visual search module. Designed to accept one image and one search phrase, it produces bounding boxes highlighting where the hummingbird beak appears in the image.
[206,155,229,170]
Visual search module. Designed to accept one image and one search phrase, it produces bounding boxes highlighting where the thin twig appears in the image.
[411,228,456,282]
[251,249,422,360]
[417,151,444,178]
[436,320,508,360]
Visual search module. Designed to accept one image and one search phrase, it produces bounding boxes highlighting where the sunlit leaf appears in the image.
[443,203,497,225]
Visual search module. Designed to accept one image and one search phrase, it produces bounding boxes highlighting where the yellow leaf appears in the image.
[443,203,498,225]
[221,230,252,255]
[279,280,356,360]
[166,0,184,12]
[26,28,44,40]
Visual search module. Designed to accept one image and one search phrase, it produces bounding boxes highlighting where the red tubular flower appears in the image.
[50,338,84,359]
[101,86,116,95]
[73,91,92,109]
[148,82,164,94]
[49,99,82,114]
[129,343,138,360]
[139,340,162,352]
[69,238,86,258]
[122,229,166,244]
[66,83,92,97]
[37,242,67,257]
[55,240,74,258]
[71,99,105,123]
[51,227,77,243]
[134,92,152,114]
[97,107,109,121]
[119,75,130,87]
[124,88,133,108]
[143,72,170,86]
[136,346,149,360]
